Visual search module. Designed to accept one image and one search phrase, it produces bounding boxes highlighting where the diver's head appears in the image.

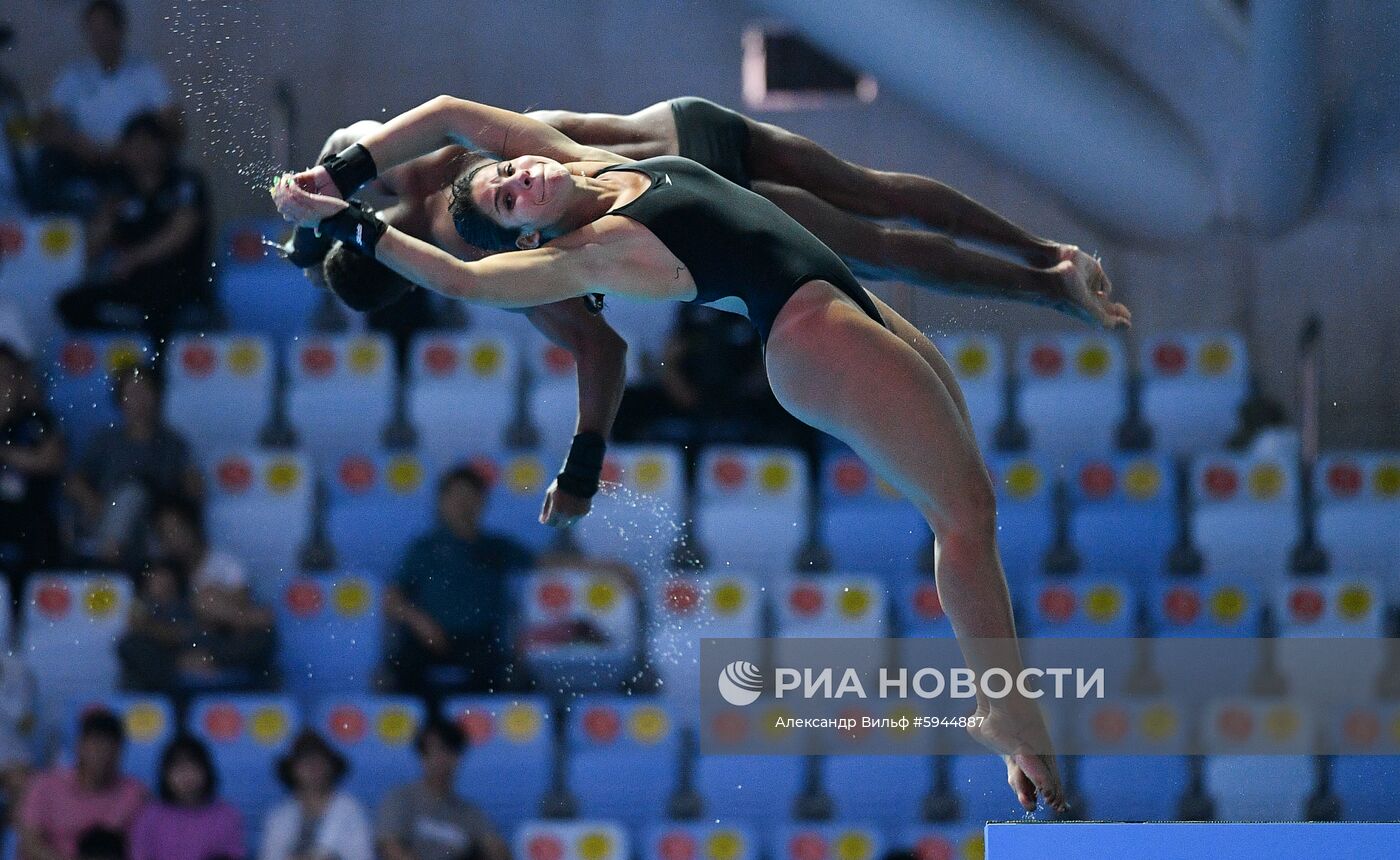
[450,154,576,252]
[321,240,414,313]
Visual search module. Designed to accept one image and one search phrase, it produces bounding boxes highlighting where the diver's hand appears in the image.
[271,173,348,228]
[292,164,340,200]
[540,479,591,528]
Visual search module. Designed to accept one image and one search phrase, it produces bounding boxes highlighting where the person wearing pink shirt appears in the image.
[129,736,245,860]
[17,711,146,860]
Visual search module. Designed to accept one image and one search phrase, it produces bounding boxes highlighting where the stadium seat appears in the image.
[286,334,395,470]
[694,753,805,829]
[769,824,884,860]
[521,568,638,690]
[43,334,150,454]
[64,695,176,789]
[476,450,564,554]
[1202,698,1316,820]
[574,444,688,575]
[773,575,887,638]
[1147,576,1263,637]
[1015,334,1127,461]
[902,825,987,860]
[565,696,679,827]
[1272,576,1385,705]
[188,695,299,835]
[1140,333,1247,456]
[524,335,579,462]
[21,573,131,714]
[643,824,755,860]
[444,696,553,831]
[165,334,275,462]
[219,219,321,343]
[824,758,934,827]
[1074,698,1190,821]
[647,574,763,720]
[407,332,520,469]
[819,450,928,578]
[1068,455,1176,579]
[1315,454,1400,599]
[1328,703,1400,821]
[205,450,314,601]
[0,217,84,346]
[316,695,425,808]
[985,455,1056,586]
[695,447,810,575]
[515,821,629,860]
[1076,755,1190,821]
[1190,453,1299,582]
[324,451,433,579]
[277,575,382,696]
[1022,577,1136,637]
[933,332,1006,452]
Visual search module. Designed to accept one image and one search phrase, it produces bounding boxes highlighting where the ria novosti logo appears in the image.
[717,661,764,706]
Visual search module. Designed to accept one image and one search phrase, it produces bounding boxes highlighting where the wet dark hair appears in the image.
[85,0,127,30]
[276,730,349,791]
[76,827,125,860]
[449,158,524,253]
[415,716,468,757]
[321,241,414,313]
[79,709,126,744]
[158,735,219,804]
[439,463,490,498]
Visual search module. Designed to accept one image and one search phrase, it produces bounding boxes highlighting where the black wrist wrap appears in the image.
[281,226,333,268]
[557,431,606,498]
[318,200,386,258]
[322,143,378,198]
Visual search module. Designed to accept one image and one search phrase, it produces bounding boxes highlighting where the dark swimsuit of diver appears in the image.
[595,155,885,343]
[669,97,752,188]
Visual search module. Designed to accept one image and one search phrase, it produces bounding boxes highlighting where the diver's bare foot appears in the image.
[1050,252,1131,330]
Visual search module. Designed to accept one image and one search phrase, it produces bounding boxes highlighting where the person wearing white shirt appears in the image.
[37,0,178,209]
[260,731,374,860]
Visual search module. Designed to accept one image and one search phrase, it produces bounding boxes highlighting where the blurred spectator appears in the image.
[67,366,201,565]
[56,112,212,343]
[616,305,809,451]
[0,344,65,609]
[376,717,507,860]
[149,498,276,690]
[36,0,178,213]
[384,465,533,697]
[73,827,124,860]
[0,654,36,847]
[0,22,36,212]
[129,735,245,860]
[116,558,195,694]
[17,710,146,859]
[259,730,372,860]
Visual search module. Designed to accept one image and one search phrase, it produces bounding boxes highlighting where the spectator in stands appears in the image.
[68,365,201,565]
[0,344,65,611]
[149,498,276,689]
[129,735,244,860]
[259,730,372,860]
[376,717,507,860]
[36,0,178,213]
[0,22,37,211]
[116,558,195,694]
[18,710,146,859]
[385,465,534,696]
[56,112,212,343]
[73,827,125,860]
[0,653,36,847]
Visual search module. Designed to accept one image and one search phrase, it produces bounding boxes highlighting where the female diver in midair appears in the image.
[274,94,1069,812]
